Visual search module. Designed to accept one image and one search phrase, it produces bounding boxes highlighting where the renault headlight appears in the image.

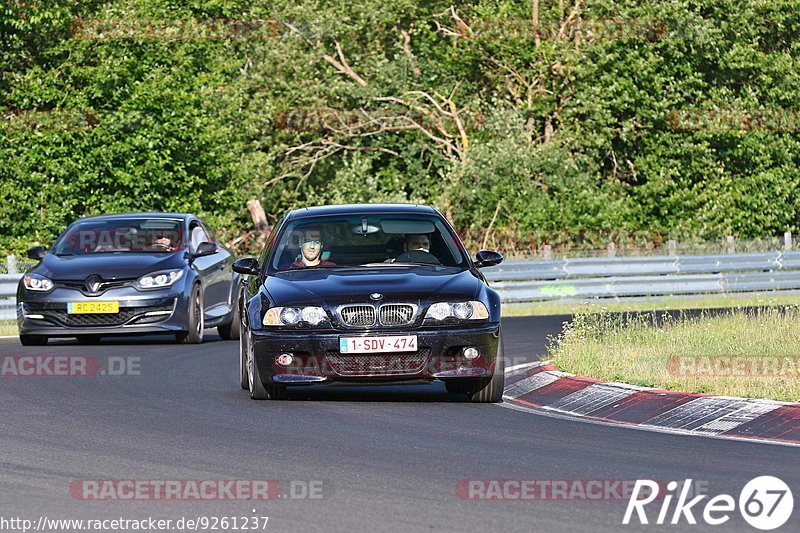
[135,269,184,290]
[23,274,54,292]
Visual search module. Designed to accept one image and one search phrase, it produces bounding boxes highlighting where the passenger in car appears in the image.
[403,234,431,253]
[389,233,439,264]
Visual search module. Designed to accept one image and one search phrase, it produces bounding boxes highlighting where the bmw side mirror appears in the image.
[475,250,503,268]
[27,246,46,261]
[192,241,218,258]
[232,257,260,276]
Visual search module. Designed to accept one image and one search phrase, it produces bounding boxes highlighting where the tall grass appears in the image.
[548,307,800,401]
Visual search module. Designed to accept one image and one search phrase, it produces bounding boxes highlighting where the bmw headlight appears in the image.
[135,269,184,290]
[23,274,54,292]
[424,301,489,322]
[263,306,329,327]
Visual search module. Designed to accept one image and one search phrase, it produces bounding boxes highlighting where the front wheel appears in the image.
[176,283,204,344]
[239,308,249,390]
[246,336,287,400]
[468,337,505,403]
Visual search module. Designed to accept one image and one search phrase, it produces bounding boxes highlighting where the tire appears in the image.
[245,333,287,400]
[20,335,48,346]
[76,335,102,344]
[467,337,505,403]
[218,298,240,340]
[176,283,204,344]
[239,306,249,390]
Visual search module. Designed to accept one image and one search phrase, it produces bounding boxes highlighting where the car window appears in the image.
[268,214,468,272]
[189,223,209,253]
[258,220,280,272]
[200,221,217,243]
[53,218,184,254]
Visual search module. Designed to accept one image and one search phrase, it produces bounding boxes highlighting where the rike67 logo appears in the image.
[624,477,793,530]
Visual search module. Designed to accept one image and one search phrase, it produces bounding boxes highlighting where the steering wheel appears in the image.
[394,250,441,265]
[147,241,174,251]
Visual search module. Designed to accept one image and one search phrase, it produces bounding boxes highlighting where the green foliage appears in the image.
[2,0,800,253]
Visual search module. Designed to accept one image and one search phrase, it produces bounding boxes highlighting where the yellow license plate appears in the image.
[67,301,120,314]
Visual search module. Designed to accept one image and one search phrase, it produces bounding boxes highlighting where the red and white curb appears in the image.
[502,361,800,446]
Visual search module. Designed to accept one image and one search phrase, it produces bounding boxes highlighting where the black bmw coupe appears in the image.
[233,204,505,402]
[17,213,239,345]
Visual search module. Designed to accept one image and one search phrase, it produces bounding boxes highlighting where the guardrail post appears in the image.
[668,239,677,256]
[785,231,792,251]
[6,255,17,275]
[726,235,735,254]
[606,242,616,257]
[543,244,553,260]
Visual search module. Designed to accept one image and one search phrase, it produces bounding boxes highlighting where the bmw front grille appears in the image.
[338,303,417,327]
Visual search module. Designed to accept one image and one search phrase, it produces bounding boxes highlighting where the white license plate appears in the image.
[339,335,418,354]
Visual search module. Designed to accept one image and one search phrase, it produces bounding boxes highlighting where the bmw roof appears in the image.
[286,204,437,220]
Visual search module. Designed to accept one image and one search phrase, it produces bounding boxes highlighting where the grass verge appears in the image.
[0,321,17,336]
[548,307,800,402]
[502,292,800,317]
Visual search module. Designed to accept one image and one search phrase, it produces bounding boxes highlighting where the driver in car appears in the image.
[155,236,175,251]
[289,228,336,268]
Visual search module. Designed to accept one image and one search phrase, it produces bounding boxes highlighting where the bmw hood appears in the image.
[264,267,484,307]
[32,252,186,281]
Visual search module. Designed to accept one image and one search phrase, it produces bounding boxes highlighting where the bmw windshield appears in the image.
[268,214,469,272]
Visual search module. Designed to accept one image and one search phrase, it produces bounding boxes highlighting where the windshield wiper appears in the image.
[358,262,411,267]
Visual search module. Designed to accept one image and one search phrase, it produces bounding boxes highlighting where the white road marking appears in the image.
[548,383,637,415]
[502,364,798,446]
[504,372,561,399]
[499,398,800,448]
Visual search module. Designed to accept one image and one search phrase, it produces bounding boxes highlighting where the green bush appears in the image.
[2,0,799,253]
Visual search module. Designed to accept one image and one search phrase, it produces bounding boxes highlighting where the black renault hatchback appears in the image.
[17,213,239,345]
[233,204,505,402]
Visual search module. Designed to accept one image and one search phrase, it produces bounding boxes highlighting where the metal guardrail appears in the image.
[1,274,20,322]
[3,252,800,320]
[1,256,35,322]
[485,251,800,303]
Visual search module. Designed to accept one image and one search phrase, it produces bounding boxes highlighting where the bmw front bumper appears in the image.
[250,324,501,385]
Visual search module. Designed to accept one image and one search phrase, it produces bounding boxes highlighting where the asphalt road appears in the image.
[1,316,798,532]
